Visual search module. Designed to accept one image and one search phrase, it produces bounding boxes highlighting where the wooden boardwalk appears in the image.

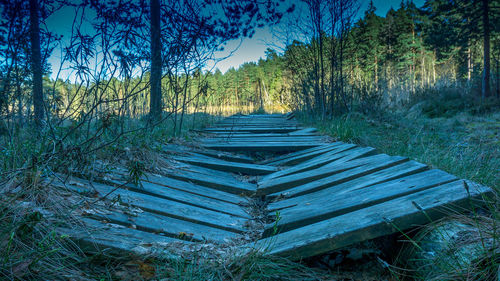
[57,113,493,260]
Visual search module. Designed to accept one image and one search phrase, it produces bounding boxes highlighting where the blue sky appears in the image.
[47,0,426,79]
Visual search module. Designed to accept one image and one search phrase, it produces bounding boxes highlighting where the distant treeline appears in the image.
[0,0,498,129]
[212,0,500,115]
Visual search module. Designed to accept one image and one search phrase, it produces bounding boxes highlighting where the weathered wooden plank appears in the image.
[173,154,279,175]
[263,169,458,236]
[104,177,250,218]
[202,127,302,133]
[258,153,403,196]
[203,142,322,152]
[263,143,347,167]
[288,128,318,135]
[269,160,429,210]
[266,155,409,198]
[162,168,256,195]
[191,149,254,164]
[213,122,300,127]
[260,143,344,165]
[84,209,238,242]
[204,133,321,138]
[142,173,244,205]
[262,144,361,181]
[172,161,237,179]
[200,136,327,143]
[62,178,248,233]
[252,180,492,259]
[59,218,186,257]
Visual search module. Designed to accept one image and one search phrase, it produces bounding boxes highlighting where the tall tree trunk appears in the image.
[374,54,378,91]
[481,0,491,98]
[29,0,44,127]
[149,0,162,119]
[467,42,472,83]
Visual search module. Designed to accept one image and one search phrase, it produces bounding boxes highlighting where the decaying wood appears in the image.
[57,114,493,261]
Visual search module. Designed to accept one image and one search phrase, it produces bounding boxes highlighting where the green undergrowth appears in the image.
[0,112,219,178]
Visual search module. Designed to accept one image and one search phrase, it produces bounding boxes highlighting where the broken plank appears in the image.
[202,127,302,133]
[85,209,238,242]
[203,142,321,152]
[172,161,237,179]
[62,178,248,233]
[252,180,492,260]
[173,154,278,175]
[142,173,244,205]
[190,149,254,164]
[263,169,458,236]
[288,128,318,135]
[258,153,397,196]
[266,155,409,198]
[262,144,360,181]
[205,133,322,138]
[104,177,250,218]
[263,143,348,167]
[269,160,429,211]
[200,136,327,143]
[59,218,186,257]
[260,143,344,165]
[162,168,256,195]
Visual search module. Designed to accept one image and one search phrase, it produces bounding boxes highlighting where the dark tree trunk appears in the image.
[29,0,44,126]
[481,0,491,99]
[149,0,162,119]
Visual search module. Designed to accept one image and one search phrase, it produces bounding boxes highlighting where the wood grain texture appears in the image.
[254,180,492,259]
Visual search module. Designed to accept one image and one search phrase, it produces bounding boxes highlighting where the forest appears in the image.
[0,0,499,280]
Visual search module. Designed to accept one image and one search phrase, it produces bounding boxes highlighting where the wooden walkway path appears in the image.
[57,113,493,260]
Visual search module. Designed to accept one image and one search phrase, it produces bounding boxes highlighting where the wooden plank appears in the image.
[261,144,361,181]
[252,180,492,260]
[259,143,343,165]
[269,160,429,211]
[162,168,256,195]
[112,165,242,200]
[213,122,300,127]
[200,136,327,143]
[142,173,244,205]
[263,169,458,236]
[288,128,318,135]
[104,177,250,218]
[59,218,186,257]
[173,154,279,175]
[172,161,237,179]
[61,178,248,233]
[266,155,409,198]
[85,209,238,242]
[263,143,347,167]
[258,153,403,196]
[203,142,321,152]
[205,133,322,138]
[191,149,254,164]
[202,127,302,133]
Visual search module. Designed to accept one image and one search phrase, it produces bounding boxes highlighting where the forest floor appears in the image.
[1,103,498,280]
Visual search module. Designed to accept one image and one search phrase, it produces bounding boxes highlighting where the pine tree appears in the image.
[29,0,44,127]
